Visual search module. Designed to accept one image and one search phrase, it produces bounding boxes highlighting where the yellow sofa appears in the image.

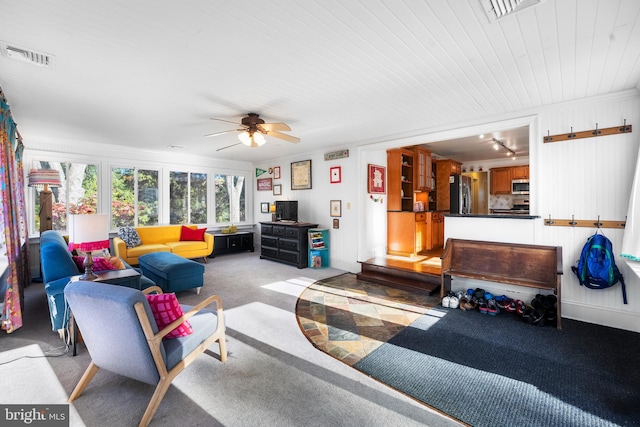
[113,225,213,265]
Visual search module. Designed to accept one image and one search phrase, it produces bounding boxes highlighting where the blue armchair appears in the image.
[40,230,155,331]
[64,281,227,427]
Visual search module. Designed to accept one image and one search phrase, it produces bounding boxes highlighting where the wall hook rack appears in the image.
[544,216,625,229]
[543,120,632,143]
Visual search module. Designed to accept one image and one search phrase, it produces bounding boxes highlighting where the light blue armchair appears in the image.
[64,280,227,427]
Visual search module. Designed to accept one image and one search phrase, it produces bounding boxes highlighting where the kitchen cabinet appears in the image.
[424,212,445,250]
[387,211,425,256]
[435,159,462,211]
[387,148,415,212]
[511,165,529,179]
[490,167,512,195]
[412,147,432,191]
[490,165,529,194]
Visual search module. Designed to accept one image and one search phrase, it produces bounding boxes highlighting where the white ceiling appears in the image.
[1,0,639,164]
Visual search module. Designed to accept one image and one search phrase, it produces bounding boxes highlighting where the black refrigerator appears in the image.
[450,175,471,214]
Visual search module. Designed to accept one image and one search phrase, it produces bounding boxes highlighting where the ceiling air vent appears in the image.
[0,41,54,68]
[480,0,545,22]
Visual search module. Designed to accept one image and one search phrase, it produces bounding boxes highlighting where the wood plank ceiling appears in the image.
[0,0,639,163]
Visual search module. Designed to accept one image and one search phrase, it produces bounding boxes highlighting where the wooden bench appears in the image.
[440,238,563,329]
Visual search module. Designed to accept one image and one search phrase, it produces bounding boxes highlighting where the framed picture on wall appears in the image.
[257,177,272,191]
[330,166,341,183]
[291,159,312,190]
[273,184,282,196]
[273,166,281,180]
[330,200,342,217]
[368,164,386,194]
[260,202,270,213]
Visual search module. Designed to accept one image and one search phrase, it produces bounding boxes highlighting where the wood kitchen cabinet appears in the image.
[424,212,445,250]
[435,159,462,211]
[387,211,425,256]
[490,167,512,195]
[490,165,529,194]
[511,165,529,179]
[387,148,415,211]
[412,146,432,191]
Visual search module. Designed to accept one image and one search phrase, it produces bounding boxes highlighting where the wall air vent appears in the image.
[480,0,545,22]
[0,41,54,68]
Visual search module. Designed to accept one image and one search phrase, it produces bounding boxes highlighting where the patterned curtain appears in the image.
[1,89,29,333]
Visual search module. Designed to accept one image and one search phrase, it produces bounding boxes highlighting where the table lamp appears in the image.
[270,204,276,222]
[28,168,62,233]
[68,214,110,280]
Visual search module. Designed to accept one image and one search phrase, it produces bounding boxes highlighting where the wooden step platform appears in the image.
[357,251,443,295]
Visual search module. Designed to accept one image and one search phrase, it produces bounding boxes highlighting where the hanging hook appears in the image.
[568,126,576,139]
[546,214,554,225]
[595,215,602,228]
[569,215,577,226]
[620,118,631,133]
[544,130,552,143]
[593,123,601,136]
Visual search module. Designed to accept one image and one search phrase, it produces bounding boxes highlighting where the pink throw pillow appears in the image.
[145,293,193,338]
[72,256,117,273]
[180,225,206,241]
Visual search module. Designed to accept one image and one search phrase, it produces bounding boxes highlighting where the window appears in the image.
[111,167,159,228]
[169,171,208,225]
[215,174,245,223]
[31,161,98,233]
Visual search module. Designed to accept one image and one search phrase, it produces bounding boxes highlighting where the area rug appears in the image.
[353,307,640,427]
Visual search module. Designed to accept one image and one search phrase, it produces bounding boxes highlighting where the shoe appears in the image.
[458,294,469,310]
[449,295,460,309]
[531,307,546,327]
[487,299,499,316]
[442,295,450,308]
[496,295,511,310]
[479,300,489,314]
[515,300,527,316]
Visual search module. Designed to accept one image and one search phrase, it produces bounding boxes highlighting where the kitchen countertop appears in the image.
[445,213,540,219]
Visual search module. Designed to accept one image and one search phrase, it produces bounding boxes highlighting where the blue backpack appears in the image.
[571,233,627,304]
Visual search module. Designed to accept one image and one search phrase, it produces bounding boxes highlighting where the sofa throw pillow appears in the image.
[145,293,193,338]
[180,225,206,241]
[118,226,142,248]
[72,256,117,273]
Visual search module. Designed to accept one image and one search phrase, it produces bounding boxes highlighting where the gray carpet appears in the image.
[1,251,459,427]
[354,306,640,427]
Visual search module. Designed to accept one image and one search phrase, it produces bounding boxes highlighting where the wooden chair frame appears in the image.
[68,286,227,427]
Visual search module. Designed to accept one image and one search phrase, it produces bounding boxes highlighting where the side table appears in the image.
[69,269,142,355]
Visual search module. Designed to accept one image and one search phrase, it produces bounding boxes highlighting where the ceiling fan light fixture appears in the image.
[238,131,266,147]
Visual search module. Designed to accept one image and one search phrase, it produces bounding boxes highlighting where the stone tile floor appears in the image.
[296,273,439,366]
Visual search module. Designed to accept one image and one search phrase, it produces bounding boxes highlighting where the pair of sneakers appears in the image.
[442,291,460,309]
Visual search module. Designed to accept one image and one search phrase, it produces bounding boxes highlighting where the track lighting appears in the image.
[492,138,516,158]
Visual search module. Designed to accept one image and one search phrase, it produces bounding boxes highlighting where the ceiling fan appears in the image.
[205,113,300,151]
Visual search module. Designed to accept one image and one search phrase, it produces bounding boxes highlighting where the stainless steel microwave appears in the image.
[512,179,529,195]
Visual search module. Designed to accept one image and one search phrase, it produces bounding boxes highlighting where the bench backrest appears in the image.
[442,238,562,286]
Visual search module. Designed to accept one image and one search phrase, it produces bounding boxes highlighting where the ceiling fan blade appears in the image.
[209,117,242,126]
[266,130,300,143]
[260,122,291,132]
[205,128,244,137]
[216,142,241,151]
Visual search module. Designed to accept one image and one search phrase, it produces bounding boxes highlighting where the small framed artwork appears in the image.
[273,166,281,180]
[330,166,341,184]
[291,159,312,190]
[333,218,340,229]
[330,200,342,217]
[368,164,386,194]
[260,202,270,213]
[273,184,282,196]
[257,177,272,191]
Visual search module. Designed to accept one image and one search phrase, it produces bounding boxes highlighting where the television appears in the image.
[275,200,298,222]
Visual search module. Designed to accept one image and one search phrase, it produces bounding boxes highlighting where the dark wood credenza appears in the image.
[260,222,319,268]
[210,231,254,257]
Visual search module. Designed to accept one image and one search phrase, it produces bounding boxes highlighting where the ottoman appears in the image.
[138,252,205,294]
